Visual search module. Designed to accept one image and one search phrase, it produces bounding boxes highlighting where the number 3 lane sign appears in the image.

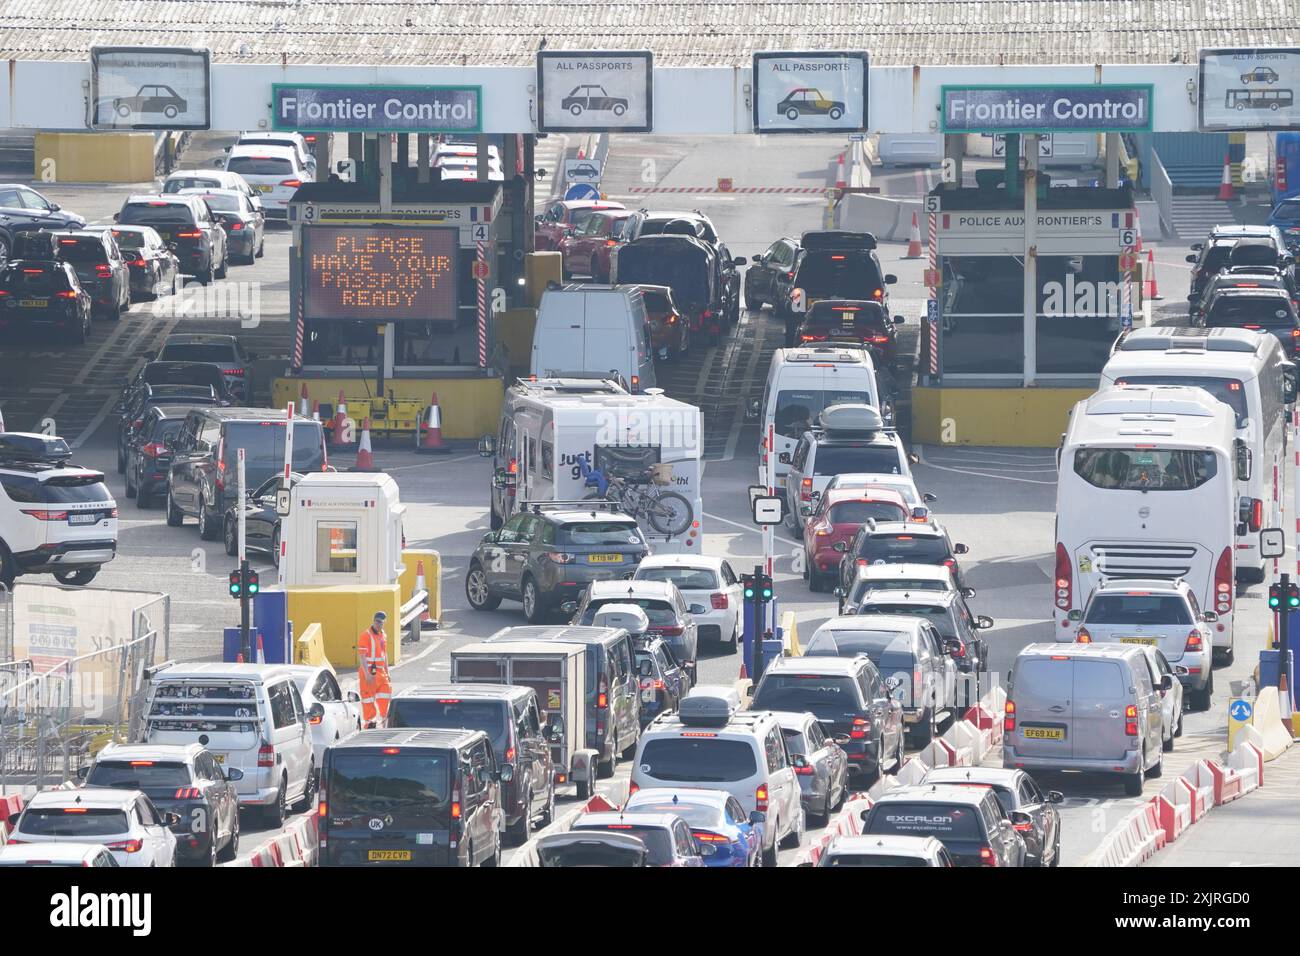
[1119,228,1137,250]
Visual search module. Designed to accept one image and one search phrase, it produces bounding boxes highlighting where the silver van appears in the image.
[530,284,657,392]
[1004,644,1168,796]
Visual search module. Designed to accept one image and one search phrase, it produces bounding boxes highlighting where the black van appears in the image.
[485,625,640,779]
[165,407,326,539]
[319,728,506,868]
[388,684,557,845]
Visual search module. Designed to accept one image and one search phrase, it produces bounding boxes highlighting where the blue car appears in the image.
[1267,199,1300,255]
[623,788,765,867]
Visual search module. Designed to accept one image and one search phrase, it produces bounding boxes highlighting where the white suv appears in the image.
[222,144,308,219]
[0,433,118,587]
[630,686,804,866]
[782,404,912,534]
[10,789,177,867]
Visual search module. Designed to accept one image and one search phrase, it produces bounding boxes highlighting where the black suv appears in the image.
[0,257,91,343]
[0,184,86,263]
[165,408,326,539]
[117,365,232,473]
[1186,226,1290,315]
[388,684,557,846]
[125,404,190,508]
[319,728,506,867]
[860,784,1027,867]
[48,230,130,319]
[116,194,228,285]
[796,299,905,369]
[782,231,897,344]
[836,519,970,595]
[464,503,649,623]
[745,236,800,311]
[1193,263,1299,325]
[751,654,905,782]
[1198,285,1300,358]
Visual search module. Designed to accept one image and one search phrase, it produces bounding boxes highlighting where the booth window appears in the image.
[541,441,554,479]
[315,520,359,573]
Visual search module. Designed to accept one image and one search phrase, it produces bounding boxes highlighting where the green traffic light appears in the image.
[1271,597,1282,609]
[1290,597,1299,608]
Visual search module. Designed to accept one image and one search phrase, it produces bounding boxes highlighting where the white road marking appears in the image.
[383,453,482,472]
[703,511,764,536]
[918,459,1058,485]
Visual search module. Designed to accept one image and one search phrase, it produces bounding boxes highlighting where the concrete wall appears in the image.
[271,375,504,440]
[836,192,922,242]
[912,386,1092,447]
[35,131,154,182]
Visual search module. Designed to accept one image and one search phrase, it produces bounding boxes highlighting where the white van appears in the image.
[1101,327,1297,583]
[531,284,657,392]
[141,663,316,826]
[757,346,892,481]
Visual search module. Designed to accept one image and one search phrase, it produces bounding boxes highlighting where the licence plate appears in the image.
[1023,726,1065,740]
[1120,637,1157,646]
[18,299,47,308]
[588,554,623,563]
[68,513,98,525]
[368,850,411,861]
[255,184,273,193]
[641,689,656,702]
[211,754,225,765]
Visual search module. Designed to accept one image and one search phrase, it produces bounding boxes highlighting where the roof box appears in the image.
[0,432,72,463]
[677,685,743,727]
[591,603,650,637]
[801,230,876,251]
[818,403,884,434]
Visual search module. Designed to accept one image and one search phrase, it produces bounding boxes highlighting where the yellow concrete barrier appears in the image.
[912,387,1093,447]
[781,610,802,657]
[284,584,402,671]
[495,308,538,375]
[294,622,327,666]
[399,549,442,626]
[526,251,563,308]
[35,132,155,183]
[271,376,504,440]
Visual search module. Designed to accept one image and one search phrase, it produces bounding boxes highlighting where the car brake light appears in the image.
[175,230,201,239]
[56,290,78,299]
[129,760,154,766]
[979,846,997,866]
[755,784,769,812]
[872,288,883,300]
[1055,542,1072,616]
[230,222,244,230]
[1292,328,1300,338]
[814,522,831,537]
[598,674,608,710]
[107,840,143,853]
[1186,630,1203,651]
[794,764,815,775]
[800,334,828,342]
[850,717,869,739]
[257,744,274,767]
[1125,704,1139,736]
[856,559,868,566]
[280,179,303,188]
[693,830,730,842]
[711,592,728,610]
[942,557,955,568]
[1076,628,1092,643]
[1214,546,1233,614]
[1004,700,1016,734]
[1251,498,1263,532]
[1013,819,1034,833]
[913,669,923,700]
[318,800,327,817]
[654,625,685,637]
[800,477,813,501]
[451,799,461,819]
[20,510,69,521]
[94,263,112,277]
[62,808,88,813]
[174,788,202,799]
[142,442,167,458]
[870,334,890,343]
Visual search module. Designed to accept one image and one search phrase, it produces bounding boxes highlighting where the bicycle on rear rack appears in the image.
[577,458,694,537]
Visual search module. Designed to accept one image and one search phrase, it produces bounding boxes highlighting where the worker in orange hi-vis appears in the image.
[357,611,392,728]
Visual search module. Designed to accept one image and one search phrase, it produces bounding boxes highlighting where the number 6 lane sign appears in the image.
[1119,228,1136,250]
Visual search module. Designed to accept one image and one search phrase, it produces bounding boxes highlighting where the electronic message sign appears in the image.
[303,226,458,323]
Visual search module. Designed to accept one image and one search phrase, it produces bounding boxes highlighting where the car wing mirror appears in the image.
[1185,254,1198,263]
[307,702,324,721]
[226,767,244,782]
[922,492,937,503]
[859,807,872,825]
[1067,609,1083,622]
[1201,610,1219,623]
[749,810,766,826]
[477,434,496,457]
[746,398,761,420]
[76,766,90,780]
[893,315,905,325]
[688,603,707,615]
[732,256,747,267]
[832,541,847,552]
[953,543,969,555]
[163,811,182,827]
[977,615,995,629]
[778,452,791,464]
[832,733,851,745]
[560,601,578,615]
[499,763,514,783]
[884,274,898,284]
[790,753,810,769]
[961,587,976,599]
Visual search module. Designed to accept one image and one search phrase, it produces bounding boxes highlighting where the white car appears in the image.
[235,131,317,178]
[9,789,177,868]
[0,842,119,867]
[632,554,744,651]
[838,562,968,614]
[222,144,308,219]
[816,834,954,867]
[1138,645,1185,750]
[160,168,263,213]
[285,663,363,764]
[822,472,936,515]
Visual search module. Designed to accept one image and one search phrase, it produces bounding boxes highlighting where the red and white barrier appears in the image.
[1178,762,1216,820]
[0,794,24,845]
[1092,801,1165,867]
[223,811,319,868]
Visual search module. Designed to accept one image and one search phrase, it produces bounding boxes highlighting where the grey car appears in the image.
[921,766,1063,867]
[150,333,257,402]
[772,711,849,826]
[570,578,702,680]
[464,505,650,623]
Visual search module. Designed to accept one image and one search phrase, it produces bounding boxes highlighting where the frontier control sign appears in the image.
[941,85,1153,133]
[303,226,458,323]
[273,84,481,133]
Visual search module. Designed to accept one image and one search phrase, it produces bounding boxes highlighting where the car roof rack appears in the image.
[0,432,74,466]
[524,499,632,516]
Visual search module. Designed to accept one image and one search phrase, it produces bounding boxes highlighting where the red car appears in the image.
[638,285,690,359]
[535,199,626,252]
[559,209,636,281]
[802,487,911,591]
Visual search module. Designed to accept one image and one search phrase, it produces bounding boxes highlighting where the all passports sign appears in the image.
[941,84,1154,133]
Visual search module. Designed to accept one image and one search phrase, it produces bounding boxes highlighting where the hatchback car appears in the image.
[152,332,257,402]
[622,788,764,867]
[537,830,649,867]
[222,145,307,220]
[9,789,178,868]
[860,784,1026,868]
[116,379,226,475]
[49,230,130,318]
[285,664,362,765]
[571,578,702,679]
[837,519,970,595]
[816,834,954,867]
[1069,577,1214,712]
[535,199,627,252]
[802,486,912,591]
[464,507,650,623]
[796,299,904,368]
[558,207,636,281]
[569,811,705,867]
[853,588,993,682]
[221,472,302,564]
[107,225,180,301]
[1139,645,1186,751]
[0,842,120,867]
[772,711,850,826]
[639,284,690,358]
[177,188,265,263]
[631,554,743,650]
[125,403,201,507]
[0,258,91,343]
[745,236,800,311]
[161,169,263,211]
[838,562,968,615]
[1198,285,1300,358]
[921,767,1063,867]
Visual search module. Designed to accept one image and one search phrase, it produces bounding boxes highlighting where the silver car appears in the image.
[771,711,849,826]
[1138,645,1185,752]
[1068,577,1213,712]
[150,333,256,402]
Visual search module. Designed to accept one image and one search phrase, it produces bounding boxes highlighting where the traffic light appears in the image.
[1288,582,1300,609]
[229,569,243,598]
[246,568,260,596]
[757,573,773,603]
[742,574,756,601]
[229,567,260,599]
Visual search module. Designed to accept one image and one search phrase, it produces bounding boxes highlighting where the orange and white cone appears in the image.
[416,391,451,454]
[298,383,310,418]
[235,652,244,664]
[835,152,847,190]
[1218,153,1235,201]
[350,418,378,472]
[1144,249,1162,300]
[255,635,266,665]
[311,399,321,422]
[330,390,352,448]
[904,211,923,258]
[416,559,434,628]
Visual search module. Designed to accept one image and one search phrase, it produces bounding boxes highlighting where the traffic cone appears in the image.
[1144,249,1162,300]
[311,399,320,422]
[298,382,310,418]
[255,634,266,665]
[835,152,847,190]
[1218,153,1235,201]
[350,418,378,472]
[1133,215,1144,254]
[235,652,244,664]
[416,392,451,454]
[330,390,352,448]
[904,211,923,258]
[416,560,434,628]
[738,659,748,681]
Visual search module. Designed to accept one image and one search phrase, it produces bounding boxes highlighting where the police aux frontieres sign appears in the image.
[942,85,1153,133]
